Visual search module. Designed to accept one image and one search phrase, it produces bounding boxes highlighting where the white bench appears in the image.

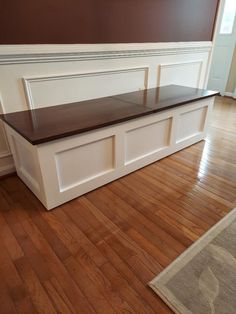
[1,85,218,210]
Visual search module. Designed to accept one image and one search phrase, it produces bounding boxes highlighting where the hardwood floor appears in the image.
[0,96,235,314]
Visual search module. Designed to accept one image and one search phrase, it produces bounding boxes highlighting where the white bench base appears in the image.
[5,98,214,210]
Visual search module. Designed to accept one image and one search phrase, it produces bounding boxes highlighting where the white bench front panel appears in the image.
[5,97,214,210]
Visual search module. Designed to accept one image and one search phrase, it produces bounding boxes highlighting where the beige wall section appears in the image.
[226,45,236,93]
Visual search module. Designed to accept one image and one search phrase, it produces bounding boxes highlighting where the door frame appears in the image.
[207,0,236,95]
[205,0,224,88]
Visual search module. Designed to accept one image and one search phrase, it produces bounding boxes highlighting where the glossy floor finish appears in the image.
[0,96,235,314]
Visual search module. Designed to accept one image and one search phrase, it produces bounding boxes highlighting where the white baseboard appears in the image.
[0,163,15,177]
[223,92,236,99]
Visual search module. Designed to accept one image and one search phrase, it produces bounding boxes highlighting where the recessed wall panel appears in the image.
[24,67,148,109]
[159,61,202,88]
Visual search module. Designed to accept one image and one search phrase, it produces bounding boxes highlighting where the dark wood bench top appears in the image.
[0,85,218,145]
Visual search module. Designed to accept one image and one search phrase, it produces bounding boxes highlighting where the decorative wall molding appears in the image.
[0,41,213,176]
[158,60,203,88]
[0,42,212,65]
[23,66,149,109]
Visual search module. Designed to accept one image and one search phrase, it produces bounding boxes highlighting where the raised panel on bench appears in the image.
[55,136,115,192]
[125,118,172,164]
[177,106,207,143]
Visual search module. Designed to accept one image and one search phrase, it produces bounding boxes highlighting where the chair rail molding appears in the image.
[0,42,212,64]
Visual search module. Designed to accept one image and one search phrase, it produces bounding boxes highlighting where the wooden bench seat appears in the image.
[0,85,218,210]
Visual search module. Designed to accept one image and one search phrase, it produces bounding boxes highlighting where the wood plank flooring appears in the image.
[0,96,235,314]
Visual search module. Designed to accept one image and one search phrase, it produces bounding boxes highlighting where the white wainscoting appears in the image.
[158,61,203,88]
[0,42,213,176]
[125,118,172,165]
[23,67,149,109]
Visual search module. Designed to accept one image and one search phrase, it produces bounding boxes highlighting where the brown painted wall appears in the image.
[1,0,219,44]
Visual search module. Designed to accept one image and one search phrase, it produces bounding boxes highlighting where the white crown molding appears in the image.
[0,42,212,65]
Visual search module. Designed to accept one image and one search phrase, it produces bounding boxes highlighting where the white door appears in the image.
[208,0,236,95]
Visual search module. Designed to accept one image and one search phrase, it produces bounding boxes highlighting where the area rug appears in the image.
[149,208,236,314]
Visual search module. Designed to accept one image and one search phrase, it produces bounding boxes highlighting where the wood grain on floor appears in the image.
[0,96,235,313]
